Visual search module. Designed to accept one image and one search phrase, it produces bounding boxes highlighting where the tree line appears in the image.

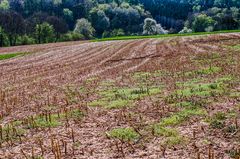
[0,0,239,47]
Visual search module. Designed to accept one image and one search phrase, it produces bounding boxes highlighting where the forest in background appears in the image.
[0,0,240,46]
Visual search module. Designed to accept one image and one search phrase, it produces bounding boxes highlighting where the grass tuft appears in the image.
[209,112,227,129]
[106,128,139,142]
[158,108,206,127]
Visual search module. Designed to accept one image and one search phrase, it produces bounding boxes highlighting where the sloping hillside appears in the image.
[0,33,240,158]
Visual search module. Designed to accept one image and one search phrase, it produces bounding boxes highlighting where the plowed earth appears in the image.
[0,33,240,159]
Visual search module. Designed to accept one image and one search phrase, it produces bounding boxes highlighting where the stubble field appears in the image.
[0,33,240,159]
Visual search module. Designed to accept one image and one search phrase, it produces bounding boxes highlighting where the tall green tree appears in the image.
[0,26,6,47]
[46,16,68,42]
[143,18,167,35]
[63,8,74,29]
[90,9,110,36]
[0,0,10,10]
[192,14,216,32]
[34,22,54,43]
[74,18,95,39]
[24,0,40,16]
[0,11,25,46]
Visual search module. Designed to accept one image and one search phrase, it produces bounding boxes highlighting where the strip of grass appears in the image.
[0,52,28,60]
[92,30,240,42]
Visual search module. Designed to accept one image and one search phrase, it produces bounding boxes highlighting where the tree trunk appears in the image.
[8,35,13,46]
[13,34,17,46]
[0,34,3,47]
[55,32,60,43]
[38,29,41,44]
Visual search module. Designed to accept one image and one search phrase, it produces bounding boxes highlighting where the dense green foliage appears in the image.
[0,0,239,46]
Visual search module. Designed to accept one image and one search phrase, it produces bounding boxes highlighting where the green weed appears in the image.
[154,127,179,137]
[106,128,140,142]
[158,108,206,127]
[226,149,240,158]
[132,70,164,86]
[29,114,62,128]
[27,109,83,128]
[225,125,237,133]
[162,135,186,147]
[0,123,26,143]
[209,112,227,129]
[153,125,186,147]
[231,44,240,51]
[175,81,225,97]
[67,109,84,119]
[175,101,193,108]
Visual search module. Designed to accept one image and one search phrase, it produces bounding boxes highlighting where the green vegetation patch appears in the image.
[85,76,99,84]
[88,86,161,109]
[153,97,206,145]
[0,122,26,143]
[31,114,62,128]
[106,127,139,142]
[132,70,164,79]
[205,110,238,134]
[175,101,193,108]
[175,78,202,87]
[162,135,186,147]
[27,109,83,129]
[175,78,229,97]
[231,44,240,51]
[153,126,186,147]
[208,112,227,129]
[153,99,206,147]
[154,127,179,137]
[229,92,240,99]
[183,66,221,77]
[67,109,84,120]
[168,77,233,106]
[132,72,152,80]
[192,52,221,61]
[130,70,166,88]
[0,108,84,145]
[99,79,115,87]
[158,108,206,127]
[0,52,28,60]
